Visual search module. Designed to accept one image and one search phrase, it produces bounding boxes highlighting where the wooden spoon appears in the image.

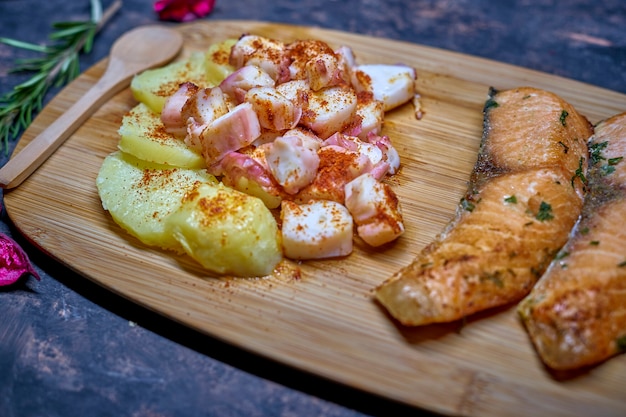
[0,25,184,189]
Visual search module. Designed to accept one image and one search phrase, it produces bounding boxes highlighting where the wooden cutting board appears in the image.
[5,21,626,417]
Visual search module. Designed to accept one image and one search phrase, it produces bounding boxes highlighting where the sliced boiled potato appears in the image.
[118,103,205,169]
[205,38,238,86]
[227,174,283,209]
[96,151,217,252]
[131,51,208,113]
[165,183,282,277]
[131,39,237,114]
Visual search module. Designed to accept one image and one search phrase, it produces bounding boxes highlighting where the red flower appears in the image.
[154,0,216,22]
[0,233,40,286]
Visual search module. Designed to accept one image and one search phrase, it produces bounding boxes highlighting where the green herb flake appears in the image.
[590,241,600,246]
[600,156,624,176]
[618,260,626,268]
[601,165,616,175]
[580,227,590,235]
[484,98,499,110]
[559,110,569,126]
[504,195,517,204]
[589,141,609,166]
[571,156,587,187]
[535,201,554,221]
[460,197,475,212]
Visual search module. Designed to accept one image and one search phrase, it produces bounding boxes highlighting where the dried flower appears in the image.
[154,0,216,22]
[0,233,40,286]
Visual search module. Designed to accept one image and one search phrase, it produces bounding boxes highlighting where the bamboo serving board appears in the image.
[5,21,626,416]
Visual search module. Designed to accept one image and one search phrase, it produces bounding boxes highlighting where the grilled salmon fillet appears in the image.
[375,87,593,326]
[518,112,626,370]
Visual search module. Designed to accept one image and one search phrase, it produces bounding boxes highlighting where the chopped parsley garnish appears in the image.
[484,98,499,110]
[590,240,600,246]
[600,156,623,176]
[571,156,587,187]
[560,110,569,126]
[535,201,554,221]
[504,195,517,204]
[460,197,475,212]
[589,141,609,166]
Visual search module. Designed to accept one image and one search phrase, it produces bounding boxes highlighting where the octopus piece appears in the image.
[345,173,404,247]
[195,102,261,166]
[229,35,290,82]
[219,65,275,104]
[265,134,320,195]
[352,64,417,111]
[280,199,353,259]
[160,82,200,137]
[299,85,358,139]
[244,86,302,131]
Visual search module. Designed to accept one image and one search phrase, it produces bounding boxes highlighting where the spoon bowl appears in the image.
[0,25,184,189]
[108,25,185,73]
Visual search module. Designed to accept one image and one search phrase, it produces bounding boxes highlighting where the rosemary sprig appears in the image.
[0,0,121,154]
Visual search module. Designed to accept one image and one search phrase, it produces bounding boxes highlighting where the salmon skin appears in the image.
[518,112,626,370]
[375,87,593,326]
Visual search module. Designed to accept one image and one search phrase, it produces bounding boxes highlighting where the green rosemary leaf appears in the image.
[83,28,97,53]
[52,21,93,30]
[16,72,47,89]
[51,24,95,40]
[0,37,48,52]
[0,0,120,155]
[9,60,44,73]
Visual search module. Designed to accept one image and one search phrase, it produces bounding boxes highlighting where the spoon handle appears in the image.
[0,58,134,189]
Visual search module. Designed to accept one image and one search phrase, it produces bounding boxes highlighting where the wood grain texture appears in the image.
[4,21,626,417]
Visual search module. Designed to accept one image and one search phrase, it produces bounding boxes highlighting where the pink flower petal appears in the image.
[154,0,216,22]
[0,233,40,286]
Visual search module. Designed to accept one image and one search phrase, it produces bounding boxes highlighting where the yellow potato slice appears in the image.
[205,38,237,86]
[130,39,237,113]
[130,51,207,113]
[118,103,205,169]
[166,182,282,277]
[96,151,217,252]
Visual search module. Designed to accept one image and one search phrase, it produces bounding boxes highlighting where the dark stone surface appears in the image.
[0,1,624,416]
